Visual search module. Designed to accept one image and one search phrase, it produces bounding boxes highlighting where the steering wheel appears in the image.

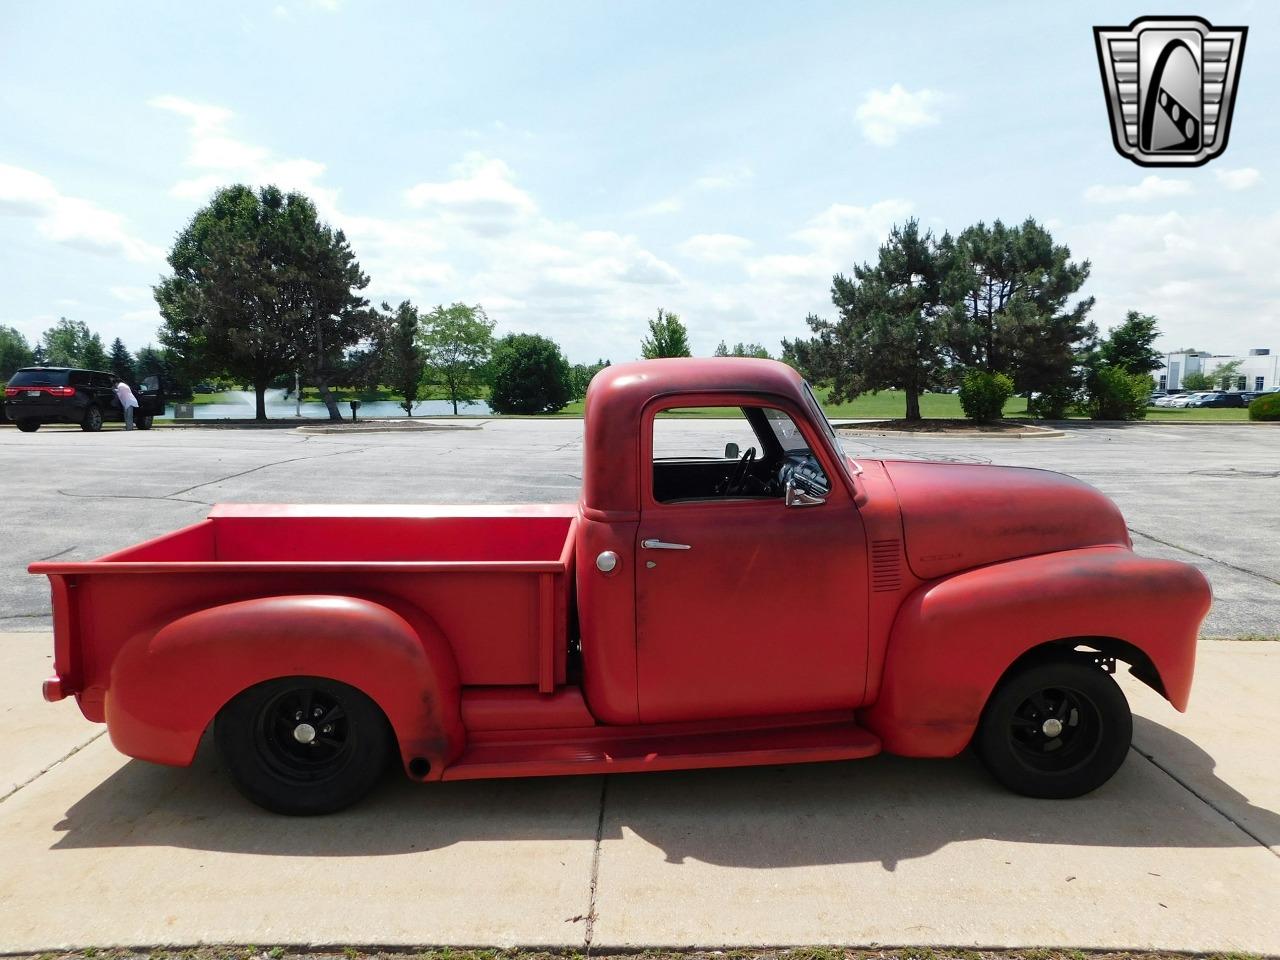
[726,446,756,495]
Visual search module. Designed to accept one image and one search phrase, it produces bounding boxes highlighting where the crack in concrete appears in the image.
[32,546,77,563]
[1128,527,1280,587]
[583,775,609,952]
[0,730,106,805]
[1131,744,1278,858]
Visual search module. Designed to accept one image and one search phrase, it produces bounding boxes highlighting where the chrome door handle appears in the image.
[641,538,692,551]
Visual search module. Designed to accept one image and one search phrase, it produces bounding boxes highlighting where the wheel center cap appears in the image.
[293,722,317,744]
[1041,717,1064,738]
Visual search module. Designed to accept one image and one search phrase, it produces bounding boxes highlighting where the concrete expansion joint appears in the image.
[1131,745,1278,858]
[0,729,106,805]
[583,775,609,952]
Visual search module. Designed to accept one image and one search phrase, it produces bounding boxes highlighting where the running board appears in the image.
[441,720,881,780]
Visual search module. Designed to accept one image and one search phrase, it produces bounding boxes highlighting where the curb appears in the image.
[835,422,1065,440]
[295,421,482,435]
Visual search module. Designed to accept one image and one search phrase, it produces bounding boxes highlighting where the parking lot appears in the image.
[0,420,1277,953]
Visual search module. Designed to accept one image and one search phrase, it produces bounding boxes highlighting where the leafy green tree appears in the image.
[379,301,426,415]
[421,303,495,415]
[1078,367,1152,420]
[41,318,100,367]
[783,219,953,421]
[1181,370,1213,390]
[156,184,371,421]
[1208,359,1243,390]
[714,340,772,358]
[640,308,691,359]
[0,325,34,379]
[489,333,572,414]
[945,218,1095,395]
[569,359,610,401]
[1098,311,1162,375]
[109,338,136,382]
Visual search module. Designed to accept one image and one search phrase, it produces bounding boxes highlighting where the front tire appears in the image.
[975,657,1132,799]
[135,414,153,430]
[16,419,40,433]
[215,676,393,815]
[81,405,103,432]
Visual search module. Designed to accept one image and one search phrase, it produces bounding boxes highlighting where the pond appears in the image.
[169,390,491,419]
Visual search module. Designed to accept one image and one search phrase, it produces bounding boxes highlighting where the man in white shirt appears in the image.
[114,379,139,431]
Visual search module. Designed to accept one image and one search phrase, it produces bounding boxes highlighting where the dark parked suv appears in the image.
[4,368,165,432]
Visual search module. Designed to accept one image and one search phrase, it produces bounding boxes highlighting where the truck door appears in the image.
[634,400,870,724]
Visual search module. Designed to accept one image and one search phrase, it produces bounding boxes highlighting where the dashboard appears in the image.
[778,453,830,497]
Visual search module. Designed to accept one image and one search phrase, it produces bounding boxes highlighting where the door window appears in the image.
[650,404,826,504]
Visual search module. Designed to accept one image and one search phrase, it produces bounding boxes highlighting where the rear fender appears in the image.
[860,547,1211,757]
[106,594,463,779]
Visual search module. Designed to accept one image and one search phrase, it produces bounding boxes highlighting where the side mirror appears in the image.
[724,442,740,459]
[785,478,825,508]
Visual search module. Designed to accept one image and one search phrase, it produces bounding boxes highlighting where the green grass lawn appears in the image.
[188,385,1253,421]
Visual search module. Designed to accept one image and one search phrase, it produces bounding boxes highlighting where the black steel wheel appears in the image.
[81,405,103,432]
[975,657,1132,799]
[215,676,393,815]
[16,419,40,433]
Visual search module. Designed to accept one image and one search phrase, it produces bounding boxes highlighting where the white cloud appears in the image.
[678,233,753,262]
[855,84,942,147]
[1215,167,1262,191]
[692,165,754,191]
[1084,175,1194,203]
[109,285,152,302]
[404,154,537,235]
[0,163,163,262]
[1063,208,1280,354]
[636,165,754,217]
[150,94,339,214]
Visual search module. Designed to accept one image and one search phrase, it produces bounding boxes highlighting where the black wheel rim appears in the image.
[254,686,354,784]
[1007,684,1103,774]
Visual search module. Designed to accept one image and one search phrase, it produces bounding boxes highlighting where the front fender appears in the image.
[106,594,463,778]
[860,547,1211,757]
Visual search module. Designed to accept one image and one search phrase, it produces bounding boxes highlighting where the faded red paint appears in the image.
[32,358,1211,783]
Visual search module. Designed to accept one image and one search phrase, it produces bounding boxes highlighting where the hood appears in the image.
[882,460,1130,580]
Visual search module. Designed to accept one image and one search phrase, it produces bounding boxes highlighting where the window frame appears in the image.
[641,392,847,511]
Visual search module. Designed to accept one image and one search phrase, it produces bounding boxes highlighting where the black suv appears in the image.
[4,368,165,432]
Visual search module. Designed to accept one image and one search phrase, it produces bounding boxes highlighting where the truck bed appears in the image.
[32,504,579,714]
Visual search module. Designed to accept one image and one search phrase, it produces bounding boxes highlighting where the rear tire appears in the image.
[16,419,40,433]
[81,405,103,432]
[975,657,1132,799]
[135,414,153,430]
[215,676,393,815]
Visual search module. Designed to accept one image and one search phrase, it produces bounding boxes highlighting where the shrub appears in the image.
[1079,366,1151,420]
[958,369,1014,422]
[487,333,572,414]
[1249,392,1280,421]
[1027,385,1075,420]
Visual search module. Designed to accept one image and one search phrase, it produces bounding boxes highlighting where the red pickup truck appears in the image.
[32,359,1211,814]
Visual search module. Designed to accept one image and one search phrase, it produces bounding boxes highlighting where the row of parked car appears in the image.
[1150,388,1280,409]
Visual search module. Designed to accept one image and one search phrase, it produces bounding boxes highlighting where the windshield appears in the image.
[8,369,69,387]
[802,381,839,443]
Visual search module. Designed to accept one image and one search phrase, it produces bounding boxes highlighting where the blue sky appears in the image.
[2,0,1276,363]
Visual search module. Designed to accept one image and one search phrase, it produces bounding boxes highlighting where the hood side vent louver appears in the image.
[871,539,903,592]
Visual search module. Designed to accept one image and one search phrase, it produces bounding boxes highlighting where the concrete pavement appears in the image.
[0,632,1276,953]
[1,420,1278,951]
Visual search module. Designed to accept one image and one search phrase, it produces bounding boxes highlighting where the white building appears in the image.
[1156,348,1277,392]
